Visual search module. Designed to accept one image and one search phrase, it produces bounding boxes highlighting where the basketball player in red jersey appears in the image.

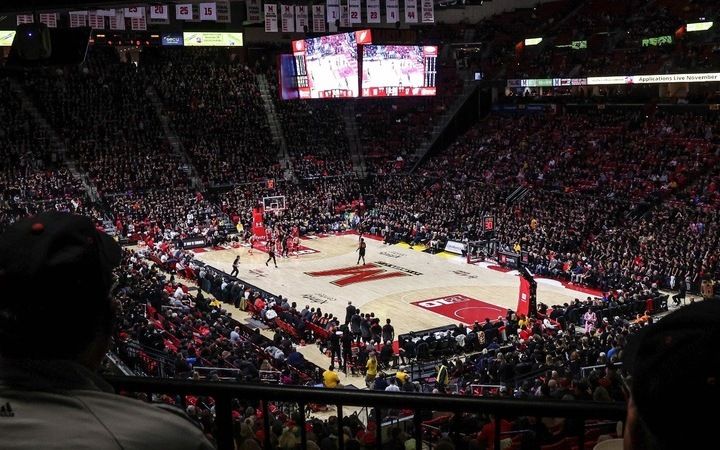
[248,234,256,255]
[292,235,300,257]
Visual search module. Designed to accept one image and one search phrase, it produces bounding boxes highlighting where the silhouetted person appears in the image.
[0,212,213,449]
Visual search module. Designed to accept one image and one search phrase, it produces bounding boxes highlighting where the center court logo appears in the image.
[305,261,422,287]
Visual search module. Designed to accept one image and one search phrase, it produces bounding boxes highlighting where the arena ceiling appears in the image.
[0,1,174,13]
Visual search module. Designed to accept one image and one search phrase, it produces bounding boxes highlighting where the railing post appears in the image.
[298,402,307,449]
[214,395,234,450]
[262,400,271,450]
[375,406,383,448]
[414,409,422,450]
[337,404,345,450]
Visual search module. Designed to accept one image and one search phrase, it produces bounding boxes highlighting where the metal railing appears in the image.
[106,376,626,450]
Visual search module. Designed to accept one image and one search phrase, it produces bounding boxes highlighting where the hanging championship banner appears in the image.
[39,13,58,28]
[69,11,88,28]
[246,0,261,23]
[366,0,380,24]
[295,5,308,32]
[124,7,144,18]
[280,5,295,32]
[340,4,349,28]
[264,4,278,32]
[176,4,193,20]
[386,0,399,24]
[327,0,340,31]
[200,2,217,21]
[421,0,434,23]
[131,16,147,30]
[96,9,115,17]
[150,4,169,20]
[88,12,106,29]
[109,11,126,30]
[16,14,34,25]
[348,0,361,24]
[312,5,326,32]
[404,0,418,23]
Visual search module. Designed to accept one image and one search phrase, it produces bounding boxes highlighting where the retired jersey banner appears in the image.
[200,2,217,21]
[327,0,340,31]
[246,0,261,23]
[176,4,193,20]
[264,4,278,32]
[280,5,295,32]
[348,0,361,24]
[295,5,308,32]
[340,5,350,28]
[109,11,125,30]
[421,0,434,23]
[39,13,58,28]
[404,0,418,23]
[366,0,380,24]
[312,5,326,32]
[69,11,88,28]
[386,0,399,24]
[150,4,169,20]
[124,7,144,18]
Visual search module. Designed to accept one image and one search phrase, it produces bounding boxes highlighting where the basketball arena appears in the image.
[0,1,718,449]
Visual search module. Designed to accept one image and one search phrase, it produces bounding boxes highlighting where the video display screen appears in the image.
[292,30,372,99]
[361,45,438,97]
[278,54,300,101]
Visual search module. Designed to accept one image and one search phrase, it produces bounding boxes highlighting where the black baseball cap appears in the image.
[0,212,122,357]
[624,300,720,447]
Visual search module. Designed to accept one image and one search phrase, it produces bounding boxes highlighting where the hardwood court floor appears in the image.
[194,234,597,335]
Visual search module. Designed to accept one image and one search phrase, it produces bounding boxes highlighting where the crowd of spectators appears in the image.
[20,48,190,194]
[141,48,281,187]
[267,68,354,179]
[0,76,100,231]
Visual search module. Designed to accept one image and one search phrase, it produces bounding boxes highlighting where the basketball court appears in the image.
[194,233,600,334]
